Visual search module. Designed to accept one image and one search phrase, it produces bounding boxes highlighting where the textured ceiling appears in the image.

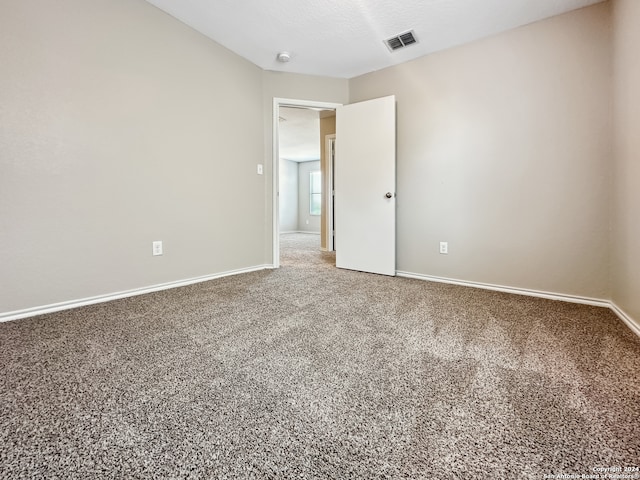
[145,0,604,79]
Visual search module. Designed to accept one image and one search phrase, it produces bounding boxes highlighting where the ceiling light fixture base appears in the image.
[276,52,291,63]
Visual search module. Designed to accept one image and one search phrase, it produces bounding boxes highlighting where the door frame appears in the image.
[325,134,336,252]
[272,98,342,268]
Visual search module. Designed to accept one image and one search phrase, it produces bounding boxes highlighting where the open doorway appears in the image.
[274,96,397,275]
[278,106,323,237]
[272,98,341,268]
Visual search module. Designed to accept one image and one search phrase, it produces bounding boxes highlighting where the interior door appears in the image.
[335,95,396,276]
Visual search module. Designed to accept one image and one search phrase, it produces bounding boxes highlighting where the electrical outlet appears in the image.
[439,242,448,254]
[257,164,263,175]
[152,241,163,256]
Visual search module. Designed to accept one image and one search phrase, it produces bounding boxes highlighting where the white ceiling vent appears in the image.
[384,30,417,52]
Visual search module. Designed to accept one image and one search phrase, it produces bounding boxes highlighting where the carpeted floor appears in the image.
[1,233,639,479]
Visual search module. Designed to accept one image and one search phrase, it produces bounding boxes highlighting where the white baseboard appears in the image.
[396,271,610,307]
[280,231,321,235]
[397,270,640,338]
[610,302,640,337]
[0,265,271,323]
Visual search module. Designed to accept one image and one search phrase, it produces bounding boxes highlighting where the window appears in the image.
[310,171,321,216]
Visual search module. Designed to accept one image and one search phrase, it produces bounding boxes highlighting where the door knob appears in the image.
[385,192,393,199]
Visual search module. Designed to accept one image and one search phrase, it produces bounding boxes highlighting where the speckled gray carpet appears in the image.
[1,233,639,479]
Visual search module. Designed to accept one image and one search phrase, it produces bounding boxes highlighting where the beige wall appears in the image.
[0,0,264,314]
[320,114,336,250]
[612,0,640,322]
[261,71,348,262]
[278,159,299,233]
[349,3,612,300]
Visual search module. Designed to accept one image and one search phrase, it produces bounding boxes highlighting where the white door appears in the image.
[335,95,396,276]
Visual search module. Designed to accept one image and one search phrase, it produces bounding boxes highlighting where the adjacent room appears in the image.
[1,0,638,478]
[278,106,324,237]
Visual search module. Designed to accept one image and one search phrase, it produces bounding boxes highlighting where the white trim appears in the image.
[610,302,640,338]
[272,98,342,270]
[396,271,610,307]
[325,134,336,252]
[0,265,270,323]
[272,97,280,269]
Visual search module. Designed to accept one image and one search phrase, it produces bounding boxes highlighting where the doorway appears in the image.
[272,98,341,268]
[273,95,397,275]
